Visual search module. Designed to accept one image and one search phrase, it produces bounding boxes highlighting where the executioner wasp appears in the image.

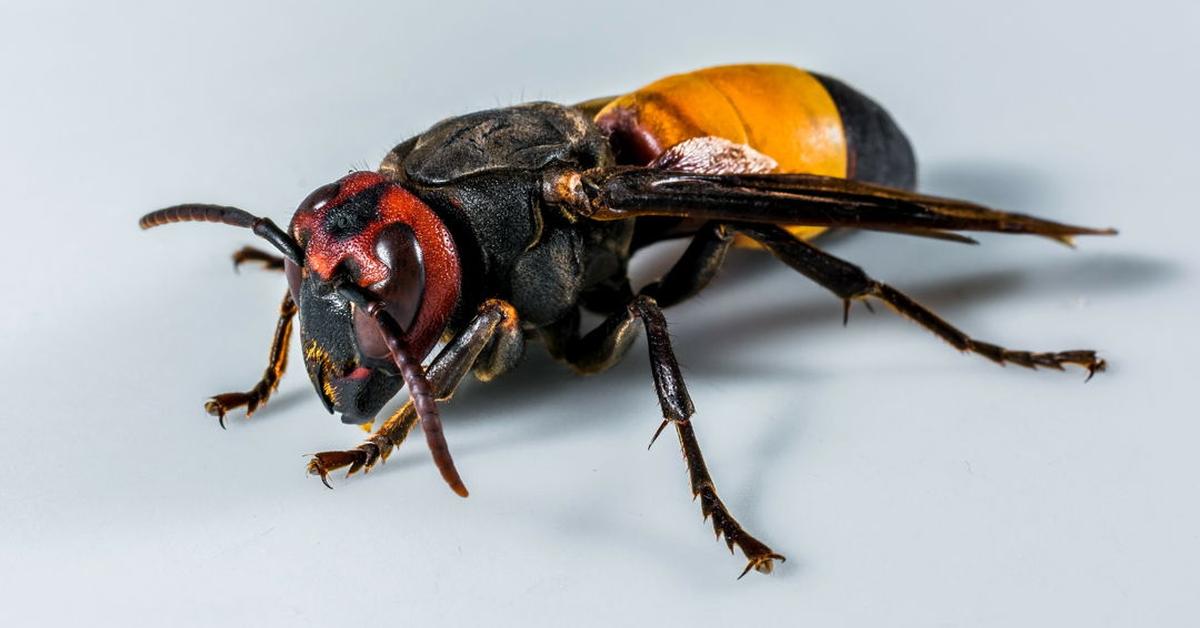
[139,64,1115,577]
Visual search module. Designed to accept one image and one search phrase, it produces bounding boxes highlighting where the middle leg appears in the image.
[556,294,784,577]
[549,226,784,576]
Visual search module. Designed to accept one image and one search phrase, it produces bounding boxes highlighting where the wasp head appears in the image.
[285,171,462,424]
[140,169,469,494]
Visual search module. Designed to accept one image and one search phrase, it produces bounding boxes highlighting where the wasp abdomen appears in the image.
[595,65,845,174]
[594,64,917,240]
[809,73,916,190]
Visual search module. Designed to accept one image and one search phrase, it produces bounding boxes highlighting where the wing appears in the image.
[558,167,1116,244]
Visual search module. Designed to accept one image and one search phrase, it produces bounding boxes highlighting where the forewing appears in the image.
[571,167,1116,243]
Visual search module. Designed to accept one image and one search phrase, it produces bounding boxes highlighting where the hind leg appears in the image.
[740,224,1106,377]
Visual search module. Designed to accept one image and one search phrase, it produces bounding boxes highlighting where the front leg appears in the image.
[307,299,522,486]
[205,291,297,427]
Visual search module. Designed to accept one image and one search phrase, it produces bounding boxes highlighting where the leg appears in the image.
[550,229,783,575]
[546,222,734,373]
[472,311,527,382]
[205,291,297,427]
[231,245,286,271]
[641,222,735,308]
[632,296,785,577]
[307,299,522,486]
[740,224,1106,377]
[559,295,784,577]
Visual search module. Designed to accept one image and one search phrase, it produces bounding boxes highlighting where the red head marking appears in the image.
[291,171,462,358]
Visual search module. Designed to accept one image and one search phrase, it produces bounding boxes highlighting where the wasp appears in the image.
[139,64,1115,577]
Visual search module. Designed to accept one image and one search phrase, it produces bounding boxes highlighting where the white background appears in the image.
[1,1,1196,625]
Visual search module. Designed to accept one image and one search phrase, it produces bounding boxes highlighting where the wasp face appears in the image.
[289,266,403,423]
[286,171,447,424]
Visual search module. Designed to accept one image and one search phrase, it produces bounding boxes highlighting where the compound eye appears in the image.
[284,259,303,304]
[373,224,425,327]
[297,182,340,214]
[351,224,426,360]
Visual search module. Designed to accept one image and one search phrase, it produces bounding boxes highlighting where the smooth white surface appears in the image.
[1,1,1196,625]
